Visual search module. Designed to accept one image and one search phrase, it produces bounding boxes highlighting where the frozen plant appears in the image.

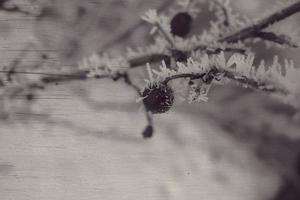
[1,0,300,139]
[79,0,300,137]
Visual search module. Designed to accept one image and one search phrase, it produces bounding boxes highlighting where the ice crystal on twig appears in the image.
[126,38,169,59]
[141,9,160,24]
[143,51,300,106]
[79,54,129,78]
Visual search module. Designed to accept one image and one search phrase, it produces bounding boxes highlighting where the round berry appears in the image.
[142,83,174,114]
[170,12,193,38]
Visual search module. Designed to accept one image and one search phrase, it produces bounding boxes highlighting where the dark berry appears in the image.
[170,12,193,38]
[142,125,153,138]
[142,83,174,114]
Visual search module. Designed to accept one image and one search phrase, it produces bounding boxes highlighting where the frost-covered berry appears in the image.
[170,12,192,37]
[142,83,174,114]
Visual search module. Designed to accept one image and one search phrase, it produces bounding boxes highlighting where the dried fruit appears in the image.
[142,83,174,114]
[170,12,193,37]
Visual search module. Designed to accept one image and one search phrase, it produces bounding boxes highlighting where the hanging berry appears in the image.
[170,12,193,38]
[142,83,174,114]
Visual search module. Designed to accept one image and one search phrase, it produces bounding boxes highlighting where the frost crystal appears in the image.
[79,54,129,78]
[141,9,160,24]
[141,9,171,34]
[126,37,169,59]
[143,50,300,106]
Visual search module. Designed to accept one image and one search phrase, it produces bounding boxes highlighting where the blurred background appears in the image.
[0,0,300,199]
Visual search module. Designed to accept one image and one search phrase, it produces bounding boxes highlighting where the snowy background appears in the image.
[0,0,300,200]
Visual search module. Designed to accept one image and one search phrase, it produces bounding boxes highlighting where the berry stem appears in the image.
[122,73,154,134]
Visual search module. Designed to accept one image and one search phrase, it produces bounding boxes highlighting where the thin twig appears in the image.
[162,69,286,94]
[251,31,298,48]
[194,45,246,54]
[220,1,300,43]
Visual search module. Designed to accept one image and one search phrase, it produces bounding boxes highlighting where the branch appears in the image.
[219,1,300,43]
[194,45,246,54]
[222,71,284,93]
[161,69,286,94]
[0,53,171,86]
[251,31,298,48]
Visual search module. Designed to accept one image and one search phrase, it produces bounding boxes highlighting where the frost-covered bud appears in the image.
[142,83,174,114]
[170,12,193,37]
